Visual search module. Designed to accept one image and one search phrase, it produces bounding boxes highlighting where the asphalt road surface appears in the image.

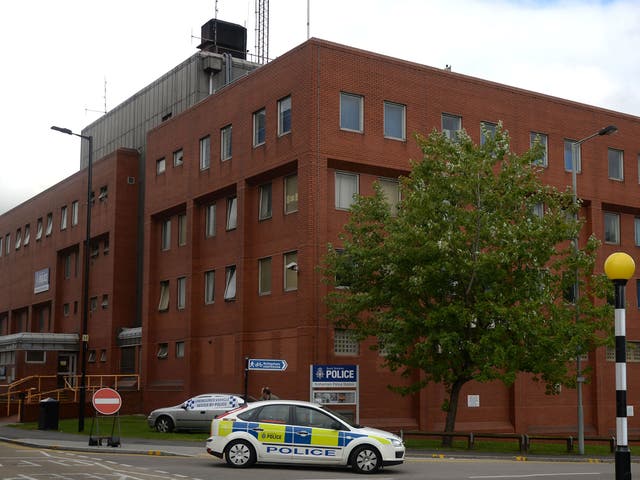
[0,440,635,480]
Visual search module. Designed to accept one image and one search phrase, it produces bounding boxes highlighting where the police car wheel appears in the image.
[225,440,256,468]
[155,416,174,433]
[351,445,381,474]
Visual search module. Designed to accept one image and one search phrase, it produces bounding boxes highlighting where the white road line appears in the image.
[470,473,602,478]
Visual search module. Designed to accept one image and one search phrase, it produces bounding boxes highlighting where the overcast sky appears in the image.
[0,0,637,214]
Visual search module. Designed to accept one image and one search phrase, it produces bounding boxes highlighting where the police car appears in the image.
[206,400,405,473]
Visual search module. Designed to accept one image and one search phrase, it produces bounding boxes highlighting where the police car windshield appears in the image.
[320,405,359,428]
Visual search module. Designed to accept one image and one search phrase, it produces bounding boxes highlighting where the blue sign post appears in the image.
[244,357,288,401]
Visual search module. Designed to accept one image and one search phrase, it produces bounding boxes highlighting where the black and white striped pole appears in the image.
[604,252,635,480]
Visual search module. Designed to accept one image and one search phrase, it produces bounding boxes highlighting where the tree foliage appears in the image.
[322,126,612,434]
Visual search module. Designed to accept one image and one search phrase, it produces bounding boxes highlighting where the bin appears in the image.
[38,397,59,430]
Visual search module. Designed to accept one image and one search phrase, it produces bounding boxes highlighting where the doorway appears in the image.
[57,353,77,388]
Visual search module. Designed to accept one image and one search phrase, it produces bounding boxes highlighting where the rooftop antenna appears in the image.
[255,0,269,64]
[85,77,107,115]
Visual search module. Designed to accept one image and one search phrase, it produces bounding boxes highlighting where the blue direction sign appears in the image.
[247,358,288,371]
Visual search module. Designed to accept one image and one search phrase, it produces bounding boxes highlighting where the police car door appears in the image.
[252,404,292,462]
[291,406,344,464]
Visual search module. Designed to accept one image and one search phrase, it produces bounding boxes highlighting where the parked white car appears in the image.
[148,393,250,433]
[206,399,405,473]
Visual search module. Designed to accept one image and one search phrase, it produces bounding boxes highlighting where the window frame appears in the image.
[158,280,170,311]
[204,270,215,304]
[608,148,624,181]
[71,201,79,226]
[442,113,462,142]
[333,328,359,355]
[46,212,53,236]
[604,212,620,245]
[335,171,359,210]
[258,257,272,295]
[383,101,406,141]
[340,92,364,133]
[221,124,232,161]
[378,177,400,216]
[177,276,186,310]
[226,196,238,231]
[259,183,273,221]
[173,149,184,167]
[60,206,68,230]
[23,224,30,246]
[178,214,187,247]
[635,217,640,247]
[156,157,166,175]
[284,251,298,292]
[161,219,171,251]
[205,203,216,238]
[176,341,185,359]
[480,121,497,145]
[530,132,548,167]
[564,139,581,173]
[278,96,291,136]
[36,217,43,240]
[224,265,237,301]
[253,108,266,147]
[284,174,298,214]
[200,135,211,171]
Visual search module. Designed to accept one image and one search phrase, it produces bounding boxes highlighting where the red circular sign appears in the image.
[92,387,122,415]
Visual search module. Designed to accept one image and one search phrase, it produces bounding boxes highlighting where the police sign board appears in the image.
[247,358,288,371]
[311,364,358,387]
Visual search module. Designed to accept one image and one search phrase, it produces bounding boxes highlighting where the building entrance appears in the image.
[57,354,77,388]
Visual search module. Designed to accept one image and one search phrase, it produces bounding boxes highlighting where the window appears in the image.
[15,228,21,250]
[442,113,462,141]
[60,206,68,230]
[564,139,580,172]
[278,96,291,136]
[205,270,215,304]
[71,201,79,226]
[0,236,2,257]
[340,92,363,132]
[101,294,109,309]
[284,174,298,214]
[638,154,640,183]
[158,280,170,311]
[90,296,98,312]
[156,157,166,174]
[259,257,272,295]
[99,186,108,201]
[384,101,405,140]
[100,350,107,362]
[178,214,187,246]
[226,196,238,230]
[88,350,97,363]
[200,135,210,170]
[5,234,10,255]
[36,217,43,240]
[637,279,640,309]
[533,202,544,218]
[103,237,109,255]
[284,251,298,291]
[608,148,624,180]
[205,204,216,237]
[157,343,168,359]
[378,178,400,216]
[224,265,237,301]
[173,149,183,167]
[46,212,53,236]
[253,108,266,146]
[161,219,171,250]
[335,172,359,210]
[635,217,640,247]
[334,329,359,355]
[177,276,186,310]
[480,121,497,145]
[64,253,71,279]
[176,341,185,358]
[91,241,99,258]
[259,183,272,220]
[604,212,620,244]
[530,132,548,167]
[221,125,232,161]
[25,351,45,363]
[63,303,70,316]
[23,224,30,246]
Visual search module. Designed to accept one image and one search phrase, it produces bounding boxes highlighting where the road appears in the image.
[0,440,635,479]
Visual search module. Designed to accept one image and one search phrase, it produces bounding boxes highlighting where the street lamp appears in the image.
[571,125,618,455]
[604,252,635,480]
[51,125,93,433]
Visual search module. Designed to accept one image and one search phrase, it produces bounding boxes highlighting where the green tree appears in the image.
[322,126,612,439]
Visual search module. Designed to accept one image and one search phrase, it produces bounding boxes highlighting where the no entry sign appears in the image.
[92,387,122,415]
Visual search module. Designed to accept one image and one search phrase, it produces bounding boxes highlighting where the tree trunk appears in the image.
[442,378,466,447]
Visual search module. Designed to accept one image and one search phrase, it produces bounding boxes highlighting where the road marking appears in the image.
[470,473,602,478]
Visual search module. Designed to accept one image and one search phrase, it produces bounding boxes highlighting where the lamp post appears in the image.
[571,125,618,455]
[604,252,635,480]
[51,126,93,433]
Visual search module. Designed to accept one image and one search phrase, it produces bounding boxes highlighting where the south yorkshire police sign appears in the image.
[312,364,358,387]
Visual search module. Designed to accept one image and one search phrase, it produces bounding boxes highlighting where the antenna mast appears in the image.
[255,0,269,64]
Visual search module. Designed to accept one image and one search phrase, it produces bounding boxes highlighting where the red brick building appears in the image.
[2,36,640,435]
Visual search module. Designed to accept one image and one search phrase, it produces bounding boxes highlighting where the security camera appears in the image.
[286,262,298,272]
